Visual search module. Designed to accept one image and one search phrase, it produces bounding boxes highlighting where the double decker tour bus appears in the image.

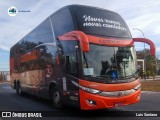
[10,5,156,110]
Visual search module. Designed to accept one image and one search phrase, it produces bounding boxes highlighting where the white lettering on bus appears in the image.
[82,15,127,31]
[83,22,102,27]
[83,15,104,22]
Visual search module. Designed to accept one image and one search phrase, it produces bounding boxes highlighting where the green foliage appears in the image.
[138,69,144,77]
[136,48,157,78]
[146,70,151,78]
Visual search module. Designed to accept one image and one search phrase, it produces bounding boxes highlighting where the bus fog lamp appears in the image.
[87,99,97,105]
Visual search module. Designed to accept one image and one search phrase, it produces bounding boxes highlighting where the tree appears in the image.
[136,48,158,78]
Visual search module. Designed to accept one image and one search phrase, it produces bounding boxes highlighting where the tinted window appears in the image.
[61,41,79,77]
[43,45,57,65]
[71,6,131,38]
[51,9,74,38]
[65,51,79,77]
[19,19,53,54]
[61,40,79,53]
[10,47,14,58]
[34,19,53,43]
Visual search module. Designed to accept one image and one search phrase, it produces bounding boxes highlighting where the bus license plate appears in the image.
[114,102,125,107]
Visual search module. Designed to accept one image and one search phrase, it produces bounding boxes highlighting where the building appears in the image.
[0,71,10,82]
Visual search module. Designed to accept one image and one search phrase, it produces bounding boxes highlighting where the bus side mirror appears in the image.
[133,38,156,56]
[58,31,90,52]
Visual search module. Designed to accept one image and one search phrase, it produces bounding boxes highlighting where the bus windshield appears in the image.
[83,44,138,83]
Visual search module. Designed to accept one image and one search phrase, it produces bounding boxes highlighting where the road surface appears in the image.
[0,82,160,120]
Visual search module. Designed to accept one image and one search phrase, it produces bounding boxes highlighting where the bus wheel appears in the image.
[52,88,62,109]
[16,82,23,96]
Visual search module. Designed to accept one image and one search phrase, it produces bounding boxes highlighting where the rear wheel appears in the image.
[51,87,63,109]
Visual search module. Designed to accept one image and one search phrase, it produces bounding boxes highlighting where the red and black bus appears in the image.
[10,5,155,110]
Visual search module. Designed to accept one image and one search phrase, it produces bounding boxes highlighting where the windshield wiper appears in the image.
[96,75,110,79]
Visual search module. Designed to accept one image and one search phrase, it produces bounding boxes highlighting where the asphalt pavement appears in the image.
[0,82,160,120]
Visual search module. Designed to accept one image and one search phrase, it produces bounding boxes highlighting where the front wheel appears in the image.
[51,88,63,109]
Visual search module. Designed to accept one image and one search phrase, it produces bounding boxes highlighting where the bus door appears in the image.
[59,40,81,107]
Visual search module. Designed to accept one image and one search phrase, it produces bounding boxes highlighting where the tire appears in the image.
[16,82,23,96]
[51,87,63,109]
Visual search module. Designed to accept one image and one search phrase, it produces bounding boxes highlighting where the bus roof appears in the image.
[11,5,131,51]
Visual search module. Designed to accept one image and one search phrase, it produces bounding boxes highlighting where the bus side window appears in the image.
[65,52,79,78]
[42,45,57,69]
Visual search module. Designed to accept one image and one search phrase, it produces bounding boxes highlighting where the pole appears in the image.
[133,28,146,80]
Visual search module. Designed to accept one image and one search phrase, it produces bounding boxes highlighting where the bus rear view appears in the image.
[10,5,155,110]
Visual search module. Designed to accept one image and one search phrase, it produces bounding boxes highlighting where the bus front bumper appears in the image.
[79,89,141,110]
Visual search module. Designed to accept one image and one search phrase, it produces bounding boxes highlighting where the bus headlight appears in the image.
[79,85,101,94]
[72,80,101,94]
[134,84,141,91]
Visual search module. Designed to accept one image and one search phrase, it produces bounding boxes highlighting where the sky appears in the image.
[0,0,160,71]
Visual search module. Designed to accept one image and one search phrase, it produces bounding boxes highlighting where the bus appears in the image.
[10,5,155,110]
